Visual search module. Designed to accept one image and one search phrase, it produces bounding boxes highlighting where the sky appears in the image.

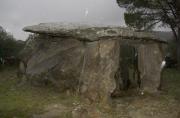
[0,0,126,40]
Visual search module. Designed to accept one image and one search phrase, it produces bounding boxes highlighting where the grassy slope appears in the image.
[0,67,179,118]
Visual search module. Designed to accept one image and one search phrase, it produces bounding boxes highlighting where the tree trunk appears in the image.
[177,27,180,69]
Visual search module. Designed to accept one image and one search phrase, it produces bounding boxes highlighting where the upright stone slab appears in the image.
[138,44,163,93]
[79,40,119,104]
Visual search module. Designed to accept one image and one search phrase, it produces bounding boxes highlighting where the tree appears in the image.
[117,0,180,68]
[0,26,25,66]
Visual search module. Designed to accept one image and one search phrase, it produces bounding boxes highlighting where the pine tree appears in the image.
[117,0,180,68]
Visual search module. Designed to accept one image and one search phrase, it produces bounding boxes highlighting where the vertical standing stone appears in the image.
[138,43,163,93]
[80,39,120,104]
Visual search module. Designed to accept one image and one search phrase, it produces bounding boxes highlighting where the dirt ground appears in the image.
[113,94,180,118]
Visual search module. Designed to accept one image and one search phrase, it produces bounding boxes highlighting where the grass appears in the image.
[0,67,179,118]
[0,67,80,118]
[162,68,180,101]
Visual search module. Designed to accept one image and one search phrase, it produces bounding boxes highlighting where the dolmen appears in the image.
[21,22,167,105]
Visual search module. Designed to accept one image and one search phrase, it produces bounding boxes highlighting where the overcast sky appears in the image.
[0,0,126,40]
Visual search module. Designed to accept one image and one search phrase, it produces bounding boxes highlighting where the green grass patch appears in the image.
[0,67,80,118]
[162,68,180,101]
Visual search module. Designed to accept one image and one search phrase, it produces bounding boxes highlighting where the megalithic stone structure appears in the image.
[22,22,168,104]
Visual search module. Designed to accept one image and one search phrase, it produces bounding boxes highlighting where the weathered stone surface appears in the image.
[79,39,119,104]
[138,44,163,93]
[23,22,167,43]
[25,35,85,91]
